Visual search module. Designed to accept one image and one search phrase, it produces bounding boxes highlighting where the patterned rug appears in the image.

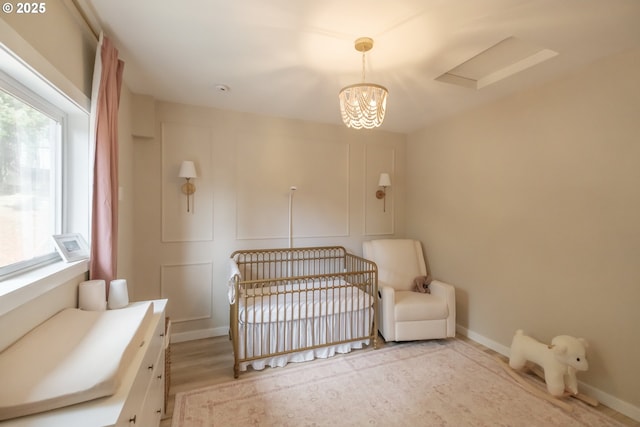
[171,339,623,427]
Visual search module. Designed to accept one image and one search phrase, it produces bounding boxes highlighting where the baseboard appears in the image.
[456,325,511,356]
[456,325,640,422]
[170,326,228,343]
[578,382,640,422]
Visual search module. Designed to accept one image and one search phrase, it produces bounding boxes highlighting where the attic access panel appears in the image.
[436,36,558,89]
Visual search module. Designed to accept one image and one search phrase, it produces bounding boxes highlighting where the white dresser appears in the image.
[0,299,168,427]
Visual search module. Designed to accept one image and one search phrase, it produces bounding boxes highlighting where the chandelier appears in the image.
[339,37,388,129]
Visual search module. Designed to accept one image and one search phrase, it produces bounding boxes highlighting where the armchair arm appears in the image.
[429,280,456,337]
[378,285,396,341]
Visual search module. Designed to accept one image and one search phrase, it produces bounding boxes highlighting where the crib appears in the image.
[228,246,378,377]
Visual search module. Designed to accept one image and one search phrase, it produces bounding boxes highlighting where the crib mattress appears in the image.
[0,302,153,421]
[239,280,373,323]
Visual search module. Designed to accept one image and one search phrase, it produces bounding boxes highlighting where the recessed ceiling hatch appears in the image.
[436,36,558,89]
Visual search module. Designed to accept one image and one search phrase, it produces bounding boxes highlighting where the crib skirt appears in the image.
[237,307,372,371]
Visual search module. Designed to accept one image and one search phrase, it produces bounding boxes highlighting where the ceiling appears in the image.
[81,0,640,134]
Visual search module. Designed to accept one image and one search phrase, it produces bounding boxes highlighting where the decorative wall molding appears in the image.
[160,262,212,323]
[161,122,214,242]
[235,134,350,240]
[364,145,395,236]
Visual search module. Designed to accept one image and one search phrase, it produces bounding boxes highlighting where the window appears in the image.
[0,45,90,281]
[0,76,64,276]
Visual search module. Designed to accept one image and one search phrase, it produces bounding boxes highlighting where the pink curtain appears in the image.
[89,34,124,287]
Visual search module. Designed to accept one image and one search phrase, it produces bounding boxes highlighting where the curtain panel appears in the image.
[89,33,124,290]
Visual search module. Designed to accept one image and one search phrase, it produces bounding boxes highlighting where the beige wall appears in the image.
[406,48,640,409]
[131,102,405,338]
[0,271,83,352]
[117,86,135,283]
[0,1,95,106]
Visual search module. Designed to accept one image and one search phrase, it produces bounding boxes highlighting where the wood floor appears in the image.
[161,335,638,426]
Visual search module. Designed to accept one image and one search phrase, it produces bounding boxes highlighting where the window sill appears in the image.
[0,259,89,316]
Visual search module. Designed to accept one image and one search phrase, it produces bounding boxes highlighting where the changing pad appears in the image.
[0,302,153,421]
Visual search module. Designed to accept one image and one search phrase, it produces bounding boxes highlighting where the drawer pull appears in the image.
[129,414,136,424]
[157,374,163,379]
[148,364,154,371]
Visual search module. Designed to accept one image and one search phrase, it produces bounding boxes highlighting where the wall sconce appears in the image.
[178,160,197,212]
[376,173,391,212]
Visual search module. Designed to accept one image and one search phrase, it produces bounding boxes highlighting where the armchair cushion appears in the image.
[394,291,449,322]
[364,239,427,291]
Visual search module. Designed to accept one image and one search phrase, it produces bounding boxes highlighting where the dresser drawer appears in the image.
[135,351,165,426]
[116,302,166,426]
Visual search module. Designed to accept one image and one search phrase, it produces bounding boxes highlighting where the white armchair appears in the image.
[363,239,456,342]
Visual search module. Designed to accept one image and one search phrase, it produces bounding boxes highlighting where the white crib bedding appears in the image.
[237,307,373,371]
[236,279,374,372]
[0,302,153,421]
[239,279,374,324]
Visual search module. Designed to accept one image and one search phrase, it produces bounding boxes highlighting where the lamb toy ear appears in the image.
[553,344,568,355]
[578,338,589,348]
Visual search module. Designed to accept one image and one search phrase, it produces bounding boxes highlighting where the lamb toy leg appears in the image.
[565,366,579,395]
[509,329,589,397]
[508,330,532,370]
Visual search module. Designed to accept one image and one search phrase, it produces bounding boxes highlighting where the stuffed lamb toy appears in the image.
[509,329,589,396]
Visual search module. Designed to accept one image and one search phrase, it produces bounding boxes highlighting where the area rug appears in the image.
[171,339,623,427]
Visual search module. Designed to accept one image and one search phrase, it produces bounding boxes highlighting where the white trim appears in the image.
[456,324,511,356]
[456,325,640,422]
[577,383,640,422]
[0,260,88,316]
[169,326,228,344]
[63,0,101,40]
[0,21,90,112]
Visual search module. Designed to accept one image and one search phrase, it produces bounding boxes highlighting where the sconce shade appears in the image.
[178,161,197,179]
[378,173,391,187]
